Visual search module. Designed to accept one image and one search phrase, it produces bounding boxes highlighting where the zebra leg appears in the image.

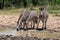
[25,21,28,29]
[16,25,20,31]
[23,22,25,29]
[17,21,22,31]
[31,21,33,29]
[18,20,22,29]
[42,20,46,30]
[33,22,35,29]
[36,19,40,29]
[36,22,39,29]
[26,23,28,29]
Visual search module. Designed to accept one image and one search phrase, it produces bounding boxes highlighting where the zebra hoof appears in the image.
[44,28,47,30]
[16,28,19,31]
[36,27,38,29]
[42,27,47,30]
[44,27,47,30]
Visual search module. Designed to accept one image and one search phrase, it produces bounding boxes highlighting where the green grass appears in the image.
[0,7,60,16]
[0,8,28,15]
[48,9,60,16]
[0,8,38,15]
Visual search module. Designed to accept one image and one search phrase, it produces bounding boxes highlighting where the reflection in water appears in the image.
[0,30,17,36]
[0,29,60,38]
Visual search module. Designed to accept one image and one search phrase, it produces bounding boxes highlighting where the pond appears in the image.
[0,28,60,38]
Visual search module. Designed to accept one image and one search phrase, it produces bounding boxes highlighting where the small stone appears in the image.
[43,38,50,40]
[6,38,12,40]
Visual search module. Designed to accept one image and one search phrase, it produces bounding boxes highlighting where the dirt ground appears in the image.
[0,15,60,40]
[0,15,60,29]
[0,35,60,40]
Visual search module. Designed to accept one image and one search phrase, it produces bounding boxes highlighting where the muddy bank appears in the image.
[0,35,60,40]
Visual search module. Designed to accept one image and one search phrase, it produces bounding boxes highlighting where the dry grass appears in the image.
[0,8,23,15]
[0,7,40,15]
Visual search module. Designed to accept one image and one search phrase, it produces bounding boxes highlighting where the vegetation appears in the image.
[0,0,60,15]
[0,0,60,9]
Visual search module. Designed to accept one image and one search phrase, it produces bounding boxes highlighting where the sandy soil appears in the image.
[0,35,60,40]
[0,15,60,40]
[0,15,60,29]
[0,15,18,28]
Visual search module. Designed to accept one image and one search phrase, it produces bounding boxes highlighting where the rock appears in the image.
[53,38,59,40]
[43,38,50,40]
[6,38,12,40]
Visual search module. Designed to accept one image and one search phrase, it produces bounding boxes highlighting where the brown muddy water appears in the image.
[0,28,60,38]
[0,28,60,40]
